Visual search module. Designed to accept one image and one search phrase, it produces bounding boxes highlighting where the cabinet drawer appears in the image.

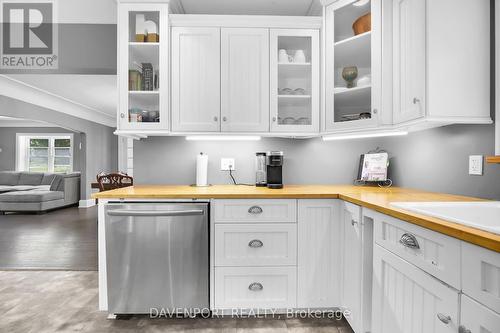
[213,199,296,223]
[215,223,297,266]
[373,211,461,289]
[462,242,500,314]
[214,267,296,309]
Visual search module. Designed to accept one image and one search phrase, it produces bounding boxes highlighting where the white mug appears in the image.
[293,50,306,63]
[278,49,293,63]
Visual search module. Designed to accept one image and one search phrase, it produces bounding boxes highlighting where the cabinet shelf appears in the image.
[129,42,160,46]
[129,90,159,94]
[334,85,371,95]
[334,31,371,68]
[278,62,311,66]
[334,31,371,47]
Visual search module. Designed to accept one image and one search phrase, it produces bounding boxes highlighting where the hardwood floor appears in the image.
[0,207,97,270]
[0,271,354,333]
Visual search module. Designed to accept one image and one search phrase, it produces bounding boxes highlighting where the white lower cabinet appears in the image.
[341,203,373,333]
[460,294,500,333]
[214,266,296,309]
[372,244,459,333]
[297,199,341,308]
[212,199,340,311]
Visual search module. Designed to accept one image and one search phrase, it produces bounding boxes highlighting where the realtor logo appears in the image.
[1,0,58,69]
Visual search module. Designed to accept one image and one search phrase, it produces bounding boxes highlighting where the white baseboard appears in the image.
[79,199,96,208]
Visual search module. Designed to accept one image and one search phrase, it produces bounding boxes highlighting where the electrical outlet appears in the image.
[220,158,235,171]
[469,155,483,175]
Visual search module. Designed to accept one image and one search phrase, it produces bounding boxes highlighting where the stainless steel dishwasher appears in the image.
[105,202,209,314]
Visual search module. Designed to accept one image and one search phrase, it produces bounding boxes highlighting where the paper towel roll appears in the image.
[196,153,208,186]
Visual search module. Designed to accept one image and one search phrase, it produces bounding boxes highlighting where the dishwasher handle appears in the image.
[107,209,205,217]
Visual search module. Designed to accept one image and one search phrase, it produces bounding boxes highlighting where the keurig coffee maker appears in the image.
[266,151,283,189]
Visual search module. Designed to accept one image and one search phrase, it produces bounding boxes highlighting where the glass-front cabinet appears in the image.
[270,29,319,133]
[324,0,381,132]
[117,2,168,131]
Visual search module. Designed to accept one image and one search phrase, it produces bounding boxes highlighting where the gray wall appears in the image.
[0,96,118,200]
[134,124,500,200]
[0,127,82,174]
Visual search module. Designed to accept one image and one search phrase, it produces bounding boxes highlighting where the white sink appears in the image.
[390,201,500,235]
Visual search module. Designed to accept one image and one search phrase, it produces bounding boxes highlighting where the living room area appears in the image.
[0,101,118,271]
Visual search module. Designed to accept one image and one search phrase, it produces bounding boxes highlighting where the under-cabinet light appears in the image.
[322,130,408,141]
[353,0,370,6]
[185,135,261,141]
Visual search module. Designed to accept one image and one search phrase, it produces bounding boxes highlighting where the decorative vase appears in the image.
[342,66,358,88]
[352,13,371,35]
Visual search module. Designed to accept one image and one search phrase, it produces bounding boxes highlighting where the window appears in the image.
[16,134,73,173]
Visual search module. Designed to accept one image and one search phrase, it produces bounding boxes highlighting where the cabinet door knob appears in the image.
[413,97,421,104]
[248,282,263,291]
[459,325,471,333]
[248,206,263,214]
[222,116,227,122]
[120,113,125,119]
[351,219,358,226]
[248,239,264,248]
[373,109,378,114]
[400,233,420,249]
[437,313,451,324]
[213,116,218,122]
[272,117,277,122]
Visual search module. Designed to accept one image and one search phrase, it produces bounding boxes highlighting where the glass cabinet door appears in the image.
[270,29,319,133]
[324,0,379,131]
[118,4,168,131]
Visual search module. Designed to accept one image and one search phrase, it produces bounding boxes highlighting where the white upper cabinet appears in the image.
[270,29,320,133]
[117,2,169,132]
[171,27,221,132]
[390,0,425,124]
[221,28,270,132]
[323,0,382,132]
[383,0,491,127]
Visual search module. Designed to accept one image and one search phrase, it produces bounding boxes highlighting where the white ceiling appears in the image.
[5,75,117,117]
[176,0,322,16]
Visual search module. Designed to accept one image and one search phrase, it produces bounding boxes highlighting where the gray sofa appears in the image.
[0,171,80,213]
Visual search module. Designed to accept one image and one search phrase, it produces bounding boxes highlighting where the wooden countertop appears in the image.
[93,185,500,252]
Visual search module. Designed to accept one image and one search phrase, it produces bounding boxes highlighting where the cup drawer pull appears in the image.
[248,206,263,214]
[248,239,264,248]
[248,282,263,291]
[399,233,420,249]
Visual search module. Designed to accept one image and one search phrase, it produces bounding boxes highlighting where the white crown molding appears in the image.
[0,118,54,127]
[0,75,115,127]
[169,14,322,28]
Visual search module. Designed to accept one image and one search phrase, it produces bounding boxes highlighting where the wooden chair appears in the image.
[96,172,133,192]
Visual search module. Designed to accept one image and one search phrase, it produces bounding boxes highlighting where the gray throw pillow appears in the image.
[41,173,55,185]
[18,172,44,185]
[0,172,20,186]
[50,175,64,191]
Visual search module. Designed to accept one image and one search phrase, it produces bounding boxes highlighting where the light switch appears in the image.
[469,155,483,175]
[220,158,235,171]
